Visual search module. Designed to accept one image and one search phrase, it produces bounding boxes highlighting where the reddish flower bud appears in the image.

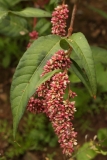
[27,42,31,48]
[27,31,39,49]
[29,31,38,39]
[27,97,44,114]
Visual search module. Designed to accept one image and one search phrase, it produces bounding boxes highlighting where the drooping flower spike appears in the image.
[27,50,77,156]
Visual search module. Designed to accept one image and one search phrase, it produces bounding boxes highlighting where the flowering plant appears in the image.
[10,0,97,157]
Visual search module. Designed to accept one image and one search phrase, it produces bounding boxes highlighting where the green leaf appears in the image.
[11,7,51,18]
[36,69,61,89]
[61,32,97,97]
[76,142,97,160]
[0,10,8,20]
[71,46,107,92]
[35,18,51,35]
[91,46,107,64]
[91,46,107,92]
[0,0,21,7]
[70,46,107,65]
[0,2,8,20]
[0,14,28,37]
[60,39,70,50]
[99,150,107,156]
[87,5,107,19]
[70,59,92,95]
[97,128,107,147]
[0,1,8,8]
[69,72,81,83]
[2,54,11,68]
[10,35,61,138]
[7,0,21,6]
[95,63,107,92]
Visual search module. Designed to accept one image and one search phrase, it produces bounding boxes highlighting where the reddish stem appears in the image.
[33,18,37,28]
[67,3,77,37]
[62,0,66,4]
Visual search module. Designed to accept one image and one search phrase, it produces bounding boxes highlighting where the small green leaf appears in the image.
[76,142,97,160]
[0,14,28,37]
[61,32,97,97]
[100,150,107,156]
[70,59,92,95]
[11,7,51,18]
[60,39,70,50]
[97,128,107,147]
[10,35,61,138]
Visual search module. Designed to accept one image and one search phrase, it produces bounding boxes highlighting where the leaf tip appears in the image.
[14,140,21,147]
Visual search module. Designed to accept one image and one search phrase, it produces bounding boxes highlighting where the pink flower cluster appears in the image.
[51,4,69,36]
[29,31,38,39]
[27,31,38,48]
[27,97,44,114]
[43,72,77,155]
[27,50,77,155]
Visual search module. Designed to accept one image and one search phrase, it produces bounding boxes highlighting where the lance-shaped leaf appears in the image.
[70,59,92,95]
[0,14,28,37]
[11,7,51,18]
[60,32,97,97]
[10,35,61,138]
[0,0,21,7]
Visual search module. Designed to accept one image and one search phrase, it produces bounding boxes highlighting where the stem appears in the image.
[33,18,37,29]
[70,4,77,29]
[67,3,77,37]
[67,83,70,101]
[62,0,66,4]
